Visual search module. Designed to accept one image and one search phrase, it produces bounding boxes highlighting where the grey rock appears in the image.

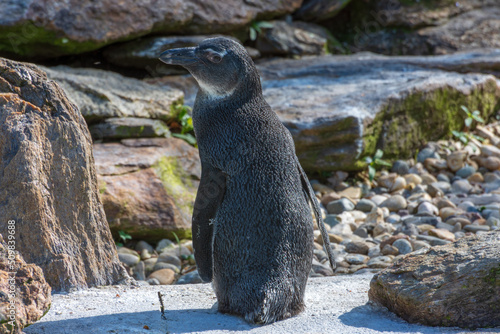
[381,244,399,256]
[133,261,146,281]
[367,256,393,269]
[386,214,401,224]
[417,202,439,216]
[257,54,500,171]
[42,66,183,123]
[410,240,431,251]
[118,253,140,267]
[0,0,302,58]
[156,239,175,253]
[176,270,203,284]
[380,195,407,212]
[256,21,329,56]
[355,199,377,213]
[456,166,476,178]
[391,160,410,175]
[369,231,500,328]
[294,0,352,22]
[312,259,334,276]
[464,225,491,233]
[161,246,191,258]
[367,246,381,258]
[153,262,180,274]
[326,198,355,214]
[353,227,369,238]
[417,148,440,163]
[324,214,340,227]
[135,241,155,254]
[89,117,170,140]
[147,278,161,286]
[345,241,370,255]
[416,235,451,246]
[435,221,455,232]
[436,173,451,183]
[157,253,182,268]
[403,215,441,227]
[451,180,473,194]
[392,239,413,255]
[487,217,500,228]
[345,254,370,265]
[430,181,452,194]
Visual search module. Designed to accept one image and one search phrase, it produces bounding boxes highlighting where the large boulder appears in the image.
[41,66,183,124]
[0,0,302,58]
[348,1,500,55]
[369,231,500,328]
[294,0,352,22]
[0,234,51,333]
[257,53,500,171]
[0,58,128,292]
[94,138,201,243]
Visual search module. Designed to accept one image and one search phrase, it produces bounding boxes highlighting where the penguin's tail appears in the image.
[297,162,336,271]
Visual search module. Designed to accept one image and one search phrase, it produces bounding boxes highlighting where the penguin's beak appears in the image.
[159,47,199,66]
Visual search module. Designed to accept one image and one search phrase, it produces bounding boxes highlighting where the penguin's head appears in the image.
[159,37,260,99]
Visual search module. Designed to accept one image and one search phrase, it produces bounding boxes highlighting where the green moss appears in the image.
[361,79,500,162]
[153,156,195,216]
[483,266,500,286]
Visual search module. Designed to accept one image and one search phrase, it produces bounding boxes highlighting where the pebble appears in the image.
[468,172,484,183]
[147,278,161,285]
[463,225,490,233]
[373,222,396,236]
[321,192,341,206]
[148,268,176,285]
[345,241,370,255]
[428,228,455,241]
[403,173,422,185]
[456,166,476,178]
[370,195,388,206]
[417,202,439,216]
[446,151,467,172]
[176,270,202,284]
[355,199,377,212]
[391,160,410,175]
[156,239,175,253]
[326,198,355,214]
[392,239,413,255]
[367,256,393,268]
[338,186,362,200]
[416,235,451,246]
[133,261,146,281]
[135,241,154,254]
[410,240,431,251]
[345,254,369,265]
[451,180,472,194]
[354,227,369,238]
[118,253,140,267]
[380,195,407,212]
[417,148,440,163]
[324,214,340,227]
[381,244,399,256]
[153,262,180,274]
[157,253,182,267]
[140,249,152,260]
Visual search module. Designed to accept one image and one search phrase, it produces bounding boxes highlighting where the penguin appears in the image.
[160,37,335,324]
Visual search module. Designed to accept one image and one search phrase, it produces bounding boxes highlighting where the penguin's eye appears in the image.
[206,52,222,63]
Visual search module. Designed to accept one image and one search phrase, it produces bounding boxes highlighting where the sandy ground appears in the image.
[25,274,500,334]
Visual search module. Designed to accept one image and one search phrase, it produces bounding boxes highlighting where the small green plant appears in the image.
[451,105,486,144]
[365,149,392,182]
[172,105,197,146]
[249,21,273,41]
[116,230,132,247]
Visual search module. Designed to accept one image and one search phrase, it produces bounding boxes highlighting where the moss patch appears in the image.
[361,78,500,163]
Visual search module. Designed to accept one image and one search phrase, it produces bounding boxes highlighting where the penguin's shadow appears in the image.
[25,307,256,334]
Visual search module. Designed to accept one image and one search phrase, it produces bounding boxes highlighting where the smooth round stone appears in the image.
[436,221,455,231]
[446,217,470,228]
[486,217,500,228]
[457,201,475,211]
[386,214,401,224]
[456,166,476,179]
[484,172,500,183]
[391,160,410,175]
[380,195,407,212]
[404,173,422,185]
[468,172,484,183]
[157,253,182,267]
[420,173,438,185]
[381,244,399,256]
[153,262,180,274]
[436,173,450,182]
[410,240,431,251]
[355,198,377,213]
[417,148,440,163]
[435,198,456,209]
[430,181,451,194]
[401,222,419,236]
[350,210,367,222]
[428,228,455,241]
[439,207,460,220]
[451,179,472,194]
[156,239,175,252]
[463,225,491,233]
[148,268,175,285]
[367,256,393,268]
[135,240,154,254]
[326,198,355,214]
[447,151,467,172]
[161,245,191,257]
[176,270,202,284]
[118,253,140,267]
[353,227,369,238]
[378,174,406,192]
[338,186,362,200]
[373,222,396,237]
[133,261,146,281]
[482,156,500,171]
[321,192,341,206]
[147,278,161,285]
[324,214,340,228]
[140,249,152,260]
[330,223,352,236]
[345,241,370,255]
[117,247,140,256]
[417,202,439,215]
[368,245,381,258]
[370,195,388,206]
[345,254,369,265]
[392,239,413,255]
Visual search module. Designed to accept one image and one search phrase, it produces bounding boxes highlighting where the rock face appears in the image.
[89,117,171,140]
[257,53,500,171]
[41,66,183,124]
[0,0,302,58]
[369,231,500,328]
[0,58,128,292]
[0,234,51,333]
[294,0,352,22]
[94,138,201,243]
[350,1,500,55]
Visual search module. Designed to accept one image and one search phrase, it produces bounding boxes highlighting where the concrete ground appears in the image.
[25,274,500,334]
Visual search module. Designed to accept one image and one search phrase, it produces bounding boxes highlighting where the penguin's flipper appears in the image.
[192,162,226,282]
[297,162,336,270]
